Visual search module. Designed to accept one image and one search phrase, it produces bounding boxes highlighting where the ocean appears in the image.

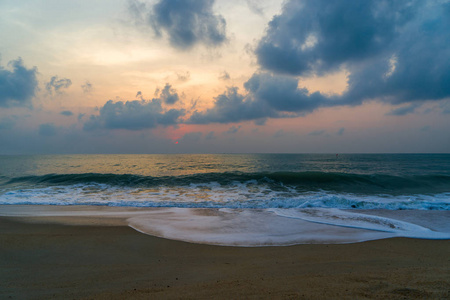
[1,154,449,245]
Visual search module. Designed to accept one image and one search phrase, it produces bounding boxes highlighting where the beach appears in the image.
[1,154,449,298]
[2,0,450,296]
[1,215,449,299]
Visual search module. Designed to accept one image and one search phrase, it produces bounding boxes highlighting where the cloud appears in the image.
[46,76,72,94]
[225,125,241,134]
[440,101,450,114]
[254,118,267,126]
[386,103,421,116]
[0,58,38,108]
[188,85,278,124]
[60,110,74,116]
[308,130,326,136]
[130,0,227,50]
[187,72,331,124]
[218,71,230,80]
[159,83,179,104]
[256,0,417,76]
[244,72,330,112]
[189,1,450,125]
[176,71,190,82]
[246,0,264,16]
[337,127,345,136]
[255,0,450,107]
[81,81,93,94]
[39,123,57,136]
[84,91,185,131]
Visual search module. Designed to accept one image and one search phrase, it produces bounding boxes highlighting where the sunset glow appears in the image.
[0,0,449,154]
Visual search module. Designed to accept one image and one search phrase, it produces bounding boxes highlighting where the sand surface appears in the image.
[1,217,449,299]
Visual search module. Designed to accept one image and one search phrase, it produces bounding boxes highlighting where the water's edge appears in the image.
[2,205,448,247]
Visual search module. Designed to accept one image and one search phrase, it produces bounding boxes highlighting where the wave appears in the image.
[4,171,450,194]
[1,171,449,210]
[1,185,449,211]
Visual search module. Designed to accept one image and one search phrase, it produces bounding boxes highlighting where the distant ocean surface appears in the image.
[1,154,449,245]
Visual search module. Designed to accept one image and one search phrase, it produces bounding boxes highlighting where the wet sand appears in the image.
[0,217,449,299]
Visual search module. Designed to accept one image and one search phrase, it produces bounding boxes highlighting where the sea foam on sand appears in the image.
[1,205,449,246]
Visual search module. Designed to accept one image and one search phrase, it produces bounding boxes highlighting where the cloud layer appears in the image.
[187,72,331,124]
[130,0,227,50]
[190,0,450,124]
[0,58,38,108]
[84,86,184,131]
[256,0,450,104]
[46,76,72,94]
[256,0,417,76]
[159,83,179,104]
[188,84,277,124]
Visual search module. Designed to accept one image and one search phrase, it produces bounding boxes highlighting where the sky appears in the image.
[0,0,449,154]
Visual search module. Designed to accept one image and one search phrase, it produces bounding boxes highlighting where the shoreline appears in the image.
[1,214,450,299]
[1,205,449,246]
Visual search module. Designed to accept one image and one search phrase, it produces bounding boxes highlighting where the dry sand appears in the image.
[0,217,449,299]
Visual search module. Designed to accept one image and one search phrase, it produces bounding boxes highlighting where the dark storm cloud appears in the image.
[190,0,450,125]
[187,72,330,124]
[256,0,417,76]
[0,58,38,108]
[83,92,185,131]
[129,0,227,50]
[340,4,450,106]
[244,72,330,112]
[159,83,179,104]
[256,0,450,106]
[187,84,281,124]
[46,76,72,94]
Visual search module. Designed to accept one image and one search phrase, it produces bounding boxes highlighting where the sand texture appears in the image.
[0,217,449,299]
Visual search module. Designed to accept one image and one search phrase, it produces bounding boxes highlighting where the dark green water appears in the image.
[0,154,449,209]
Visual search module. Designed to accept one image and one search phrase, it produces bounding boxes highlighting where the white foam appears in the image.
[127,208,396,246]
[1,183,449,211]
[270,208,450,239]
[1,205,449,246]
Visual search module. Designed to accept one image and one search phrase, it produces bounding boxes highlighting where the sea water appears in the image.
[0,154,449,245]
